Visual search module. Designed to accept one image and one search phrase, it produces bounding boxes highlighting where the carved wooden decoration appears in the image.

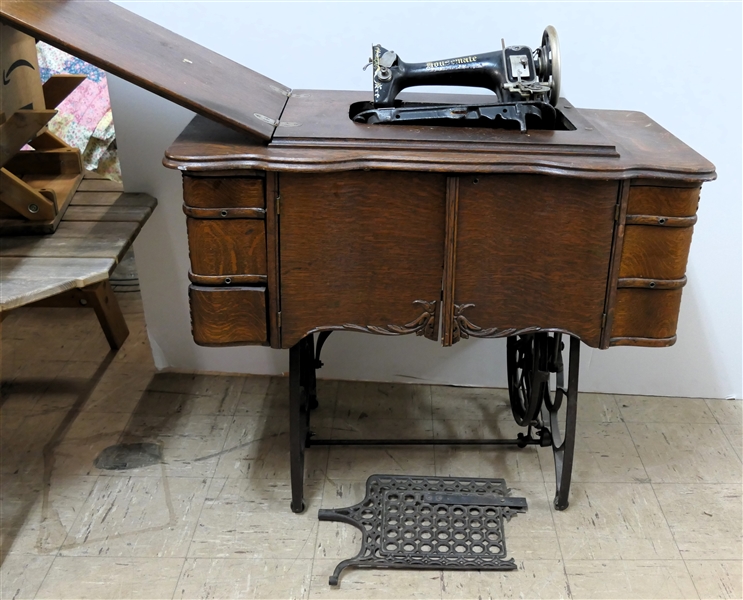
[452,303,573,344]
[309,300,438,340]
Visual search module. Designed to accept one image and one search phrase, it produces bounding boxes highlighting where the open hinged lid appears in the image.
[0,0,290,141]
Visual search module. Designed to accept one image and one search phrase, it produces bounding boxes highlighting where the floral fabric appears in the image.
[36,42,121,181]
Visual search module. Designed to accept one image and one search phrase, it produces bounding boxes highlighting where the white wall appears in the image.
[108,1,742,399]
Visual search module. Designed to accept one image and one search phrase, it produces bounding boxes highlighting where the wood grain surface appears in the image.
[0,256,114,311]
[611,288,682,343]
[0,0,288,140]
[618,226,694,280]
[0,221,147,261]
[599,180,630,348]
[0,179,155,311]
[278,171,446,348]
[183,176,265,209]
[452,174,618,347]
[265,172,281,348]
[273,91,618,157]
[165,109,716,182]
[187,218,266,277]
[628,185,700,216]
[189,285,268,346]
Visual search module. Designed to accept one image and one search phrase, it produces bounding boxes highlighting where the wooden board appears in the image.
[0,0,289,141]
[273,91,618,157]
[0,221,146,261]
[0,172,83,235]
[278,171,446,348]
[165,110,717,181]
[63,205,154,223]
[0,256,115,310]
[0,177,157,311]
[64,191,156,207]
[451,174,618,348]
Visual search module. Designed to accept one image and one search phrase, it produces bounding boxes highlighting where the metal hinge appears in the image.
[614,203,621,221]
[278,311,282,327]
[254,113,301,128]
[601,313,607,330]
[270,85,293,97]
[276,194,280,215]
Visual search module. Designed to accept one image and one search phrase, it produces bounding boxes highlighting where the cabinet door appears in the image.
[279,171,446,348]
[447,174,618,348]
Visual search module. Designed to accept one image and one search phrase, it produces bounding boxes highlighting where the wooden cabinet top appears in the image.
[165,92,715,182]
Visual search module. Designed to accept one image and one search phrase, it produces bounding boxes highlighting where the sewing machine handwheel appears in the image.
[507,333,548,427]
[540,25,561,106]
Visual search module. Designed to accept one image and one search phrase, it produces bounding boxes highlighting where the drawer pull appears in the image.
[188,272,267,286]
[618,276,687,290]
[625,214,697,227]
[183,204,266,219]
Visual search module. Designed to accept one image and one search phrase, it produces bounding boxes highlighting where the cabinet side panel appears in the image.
[278,171,446,348]
[454,174,617,348]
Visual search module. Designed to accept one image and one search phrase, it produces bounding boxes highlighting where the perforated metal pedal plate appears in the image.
[318,474,527,585]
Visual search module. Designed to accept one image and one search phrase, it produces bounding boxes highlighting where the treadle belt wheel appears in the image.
[317,474,527,586]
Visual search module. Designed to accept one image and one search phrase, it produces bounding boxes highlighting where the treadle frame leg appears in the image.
[551,335,580,510]
[289,339,306,513]
[300,335,315,443]
[302,334,318,410]
[290,334,319,513]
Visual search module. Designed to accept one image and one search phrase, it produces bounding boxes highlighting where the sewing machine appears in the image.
[0,3,716,516]
[353,26,561,132]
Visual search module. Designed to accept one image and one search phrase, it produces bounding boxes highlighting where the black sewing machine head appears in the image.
[351,26,563,132]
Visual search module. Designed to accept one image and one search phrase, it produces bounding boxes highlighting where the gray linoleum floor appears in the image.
[1,292,741,599]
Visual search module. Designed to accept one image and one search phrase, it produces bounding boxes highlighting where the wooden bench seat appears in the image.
[0,173,156,349]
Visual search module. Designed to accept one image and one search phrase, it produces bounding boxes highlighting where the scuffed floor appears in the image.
[1,292,741,599]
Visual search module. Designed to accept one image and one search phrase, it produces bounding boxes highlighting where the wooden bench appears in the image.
[0,173,156,349]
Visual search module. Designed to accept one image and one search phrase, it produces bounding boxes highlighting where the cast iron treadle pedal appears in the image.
[317,474,527,586]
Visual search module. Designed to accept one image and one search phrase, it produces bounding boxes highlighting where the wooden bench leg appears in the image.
[81,280,129,350]
[27,279,129,350]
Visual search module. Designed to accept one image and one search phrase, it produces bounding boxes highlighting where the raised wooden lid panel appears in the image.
[0,0,289,141]
[273,91,619,157]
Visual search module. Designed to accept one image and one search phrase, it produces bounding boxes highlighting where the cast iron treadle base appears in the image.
[318,474,527,586]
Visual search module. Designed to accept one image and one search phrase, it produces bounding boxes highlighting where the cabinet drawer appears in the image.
[610,288,682,346]
[627,186,699,217]
[189,285,268,346]
[187,219,266,280]
[619,225,693,280]
[183,176,264,209]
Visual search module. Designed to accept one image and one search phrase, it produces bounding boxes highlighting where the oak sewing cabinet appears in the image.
[164,93,715,512]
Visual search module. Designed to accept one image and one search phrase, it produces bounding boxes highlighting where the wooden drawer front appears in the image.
[610,288,682,346]
[189,285,267,346]
[187,218,266,277]
[183,176,264,209]
[619,225,693,280]
[628,186,699,217]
